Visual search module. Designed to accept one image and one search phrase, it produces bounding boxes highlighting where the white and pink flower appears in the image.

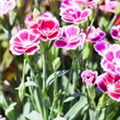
[37,17,61,41]
[86,26,106,43]
[75,0,97,8]
[26,12,61,41]
[101,44,120,75]
[110,25,120,41]
[10,29,40,55]
[100,0,118,13]
[0,0,16,17]
[60,0,77,9]
[60,0,97,9]
[81,70,98,86]
[94,41,111,56]
[96,72,120,101]
[60,7,91,24]
[54,25,86,50]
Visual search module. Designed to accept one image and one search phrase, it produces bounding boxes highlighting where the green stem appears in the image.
[42,54,47,97]
[24,54,45,119]
[22,59,27,83]
[109,14,118,29]
[41,54,48,120]
[49,71,58,119]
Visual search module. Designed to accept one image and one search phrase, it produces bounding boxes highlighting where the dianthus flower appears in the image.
[94,40,111,56]
[75,0,97,8]
[86,26,106,43]
[10,29,40,55]
[101,44,120,75]
[110,25,120,41]
[96,72,120,101]
[60,0,97,9]
[0,0,16,17]
[81,70,98,86]
[99,0,118,13]
[54,25,86,50]
[60,6,91,24]
[60,0,77,9]
[26,12,61,41]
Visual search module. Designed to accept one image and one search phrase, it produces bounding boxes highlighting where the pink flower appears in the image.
[60,0,77,9]
[94,41,111,56]
[110,25,120,41]
[81,70,98,86]
[60,7,91,24]
[10,29,40,55]
[101,44,120,75]
[25,12,54,27]
[75,0,97,8]
[60,0,97,9]
[0,0,16,17]
[37,17,61,41]
[27,12,61,41]
[96,72,120,101]
[100,0,118,13]
[54,25,86,50]
[86,26,106,43]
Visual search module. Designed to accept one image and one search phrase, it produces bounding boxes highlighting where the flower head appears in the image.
[94,40,111,56]
[96,72,120,101]
[110,25,120,41]
[60,7,91,24]
[75,0,97,8]
[54,25,86,50]
[100,0,118,13]
[86,26,106,43]
[10,29,40,55]
[0,0,16,17]
[101,44,120,75]
[26,12,61,41]
[60,0,77,9]
[37,17,61,41]
[81,70,98,86]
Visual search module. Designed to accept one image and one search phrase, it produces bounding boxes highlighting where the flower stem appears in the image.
[42,53,47,97]
[49,71,58,119]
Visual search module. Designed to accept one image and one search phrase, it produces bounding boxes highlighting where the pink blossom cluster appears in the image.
[81,42,120,101]
[10,0,98,55]
[8,0,120,102]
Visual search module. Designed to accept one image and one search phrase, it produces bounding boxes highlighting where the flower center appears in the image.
[107,84,115,92]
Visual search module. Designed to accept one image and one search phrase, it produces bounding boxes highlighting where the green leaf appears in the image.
[33,8,40,21]
[115,2,120,15]
[64,93,80,103]
[26,111,43,120]
[52,57,61,71]
[25,77,38,87]
[65,96,88,120]
[18,81,26,101]
[46,70,69,87]
[2,49,13,70]
[89,109,96,120]
[5,102,17,116]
